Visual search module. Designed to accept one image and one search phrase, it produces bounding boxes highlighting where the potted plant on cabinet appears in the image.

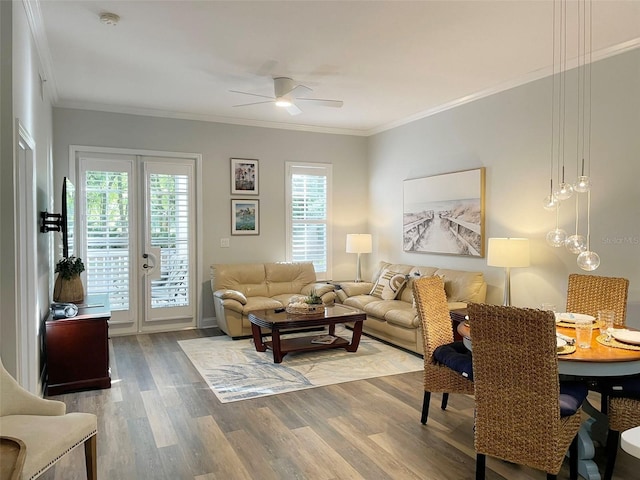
[53,256,85,303]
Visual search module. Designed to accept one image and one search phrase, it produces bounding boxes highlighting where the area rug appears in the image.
[178,328,423,403]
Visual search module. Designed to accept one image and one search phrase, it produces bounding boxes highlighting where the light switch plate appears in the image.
[220,238,230,248]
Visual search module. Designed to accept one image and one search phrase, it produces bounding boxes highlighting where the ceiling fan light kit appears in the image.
[231,76,343,115]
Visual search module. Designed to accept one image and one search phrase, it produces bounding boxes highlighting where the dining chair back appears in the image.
[413,275,474,424]
[468,303,582,479]
[604,392,640,479]
[566,274,629,323]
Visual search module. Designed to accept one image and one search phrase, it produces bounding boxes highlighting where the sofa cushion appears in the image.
[364,299,406,318]
[384,306,420,328]
[343,295,380,311]
[559,382,588,417]
[434,269,486,303]
[211,263,269,297]
[265,262,317,296]
[370,268,408,300]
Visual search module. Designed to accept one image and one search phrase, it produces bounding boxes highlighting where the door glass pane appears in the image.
[85,171,130,310]
[149,173,190,308]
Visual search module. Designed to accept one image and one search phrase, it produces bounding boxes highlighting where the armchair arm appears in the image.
[1,361,66,417]
[214,289,247,305]
[300,283,335,297]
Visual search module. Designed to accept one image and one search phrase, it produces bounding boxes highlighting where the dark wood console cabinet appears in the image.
[45,294,111,396]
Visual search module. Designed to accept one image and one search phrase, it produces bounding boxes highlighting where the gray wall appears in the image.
[52,110,368,322]
[367,48,640,326]
[1,1,54,382]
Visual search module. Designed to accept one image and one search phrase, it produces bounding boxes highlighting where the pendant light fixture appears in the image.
[544,0,599,270]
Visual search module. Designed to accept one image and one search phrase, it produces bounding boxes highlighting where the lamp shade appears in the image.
[487,238,530,268]
[346,234,372,254]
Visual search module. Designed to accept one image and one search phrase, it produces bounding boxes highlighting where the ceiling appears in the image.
[34,1,640,136]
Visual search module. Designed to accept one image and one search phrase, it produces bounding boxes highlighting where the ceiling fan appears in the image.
[230,77,343,116]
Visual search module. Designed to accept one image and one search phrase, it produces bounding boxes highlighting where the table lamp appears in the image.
[346,234,372,282]
[487,237,530,306]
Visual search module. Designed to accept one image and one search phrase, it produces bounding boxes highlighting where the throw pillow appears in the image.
[370,269,407,300]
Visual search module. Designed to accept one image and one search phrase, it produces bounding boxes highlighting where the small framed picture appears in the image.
[231,158,259,195]
[231,199,260,235]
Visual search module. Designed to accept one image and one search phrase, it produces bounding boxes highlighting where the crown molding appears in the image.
[367,38,640,136]
[54,100,369,136]
[22,0,58,103]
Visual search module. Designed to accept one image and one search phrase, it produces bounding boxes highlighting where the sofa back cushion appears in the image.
[265,262,317,296]
[211,263,269,297]
[370,261,486,304]
[400,266,440,303]
[434,268,486,303]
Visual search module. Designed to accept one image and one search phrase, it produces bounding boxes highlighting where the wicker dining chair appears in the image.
[566,273,629,323]
[566,273,630,410]
[468,303,583,480]
[413,276,474,425]
[604,387,640,480]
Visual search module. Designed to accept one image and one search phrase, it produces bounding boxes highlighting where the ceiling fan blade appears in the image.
[295,98,343,108]
[229,90,275,100]
[233,100,274,108]
[286,103,302,116]
[289,84,313,98]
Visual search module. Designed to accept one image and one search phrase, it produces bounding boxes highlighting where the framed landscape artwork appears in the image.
[231,158,258,195]
[403,168,485,257]
[231,199,259,235]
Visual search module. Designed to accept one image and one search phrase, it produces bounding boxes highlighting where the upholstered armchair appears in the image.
[0,358,97,479]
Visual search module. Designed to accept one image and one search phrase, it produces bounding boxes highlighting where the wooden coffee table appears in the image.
[248,304,366,363]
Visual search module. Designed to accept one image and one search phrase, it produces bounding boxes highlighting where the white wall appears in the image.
[1,1,54,383]
[368,48,640,327]
[52,110,368,322]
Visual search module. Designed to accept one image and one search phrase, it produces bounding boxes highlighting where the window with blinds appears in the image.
[85,170,131,310]
[286,163,332,280]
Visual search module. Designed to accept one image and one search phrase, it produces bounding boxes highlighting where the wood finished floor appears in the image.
[41,328,639,480]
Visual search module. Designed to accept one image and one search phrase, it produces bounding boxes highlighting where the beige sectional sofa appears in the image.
[336,261,487,354]
[211,262,336,338]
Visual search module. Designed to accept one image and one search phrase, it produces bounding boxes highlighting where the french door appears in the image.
[77,151,197,335]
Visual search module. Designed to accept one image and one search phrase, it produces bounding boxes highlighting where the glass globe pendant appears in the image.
[543,193,559,211]
[577,250,600,271]
[554,181,574,200]
[546,228,567,247]
[565,234,587,254]
[574,159,591,193]
[574,175,591,193]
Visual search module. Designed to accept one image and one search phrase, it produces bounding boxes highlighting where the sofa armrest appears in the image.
[300,283,335,297]
[336,290,348,303]
[339,282,374,297]
[214,289,247,305]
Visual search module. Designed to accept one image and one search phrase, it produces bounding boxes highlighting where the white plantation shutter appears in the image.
[84,170,131,310]
[148,173,190,308]
[286,163,332,280]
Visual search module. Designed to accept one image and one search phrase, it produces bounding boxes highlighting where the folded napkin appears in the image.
[557,332,575,346]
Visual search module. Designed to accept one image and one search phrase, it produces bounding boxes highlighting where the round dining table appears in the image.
[456,321,640,480]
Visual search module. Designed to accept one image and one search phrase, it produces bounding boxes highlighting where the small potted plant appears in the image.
[53,256,85,302]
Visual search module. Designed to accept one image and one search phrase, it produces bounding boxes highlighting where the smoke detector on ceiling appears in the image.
[99,12,120,26]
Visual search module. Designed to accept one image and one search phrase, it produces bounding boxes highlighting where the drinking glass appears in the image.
[575,319,593,349]
[541,303,557,312]
[598,310,615,342]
